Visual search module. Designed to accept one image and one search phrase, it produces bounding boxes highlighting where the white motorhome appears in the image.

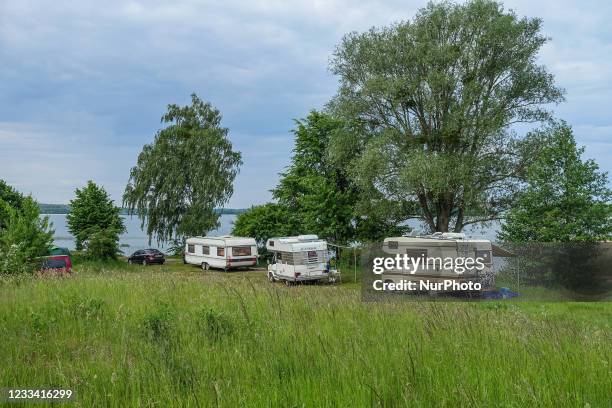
[184,235,258,271]
[266,235,336,285]
[381,233,494,289]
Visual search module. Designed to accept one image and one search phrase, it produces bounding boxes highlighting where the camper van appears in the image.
[381,233,494,290]
[266,235,337,285]
[184,236,258,271]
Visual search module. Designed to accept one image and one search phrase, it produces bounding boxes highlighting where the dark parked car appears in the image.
[127,249,165,265]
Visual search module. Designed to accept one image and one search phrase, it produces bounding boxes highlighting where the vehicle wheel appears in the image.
[127,259,132,265]
[268,272,275,282]
[142,259,147,266]
[202,262,209,271]
[284,280,293,286]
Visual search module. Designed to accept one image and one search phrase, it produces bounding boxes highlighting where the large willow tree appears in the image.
[328,0,564,232]
[123,94,242,245]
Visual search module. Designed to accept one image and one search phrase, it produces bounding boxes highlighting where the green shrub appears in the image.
[66,181,125,250]
[85,228,121,261]
[0,194,53,274]
[0,244,32,275]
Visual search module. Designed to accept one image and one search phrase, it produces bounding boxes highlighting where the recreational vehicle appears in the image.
[266,235,338,285]
[380,233,494,290]
[184,235,258,271]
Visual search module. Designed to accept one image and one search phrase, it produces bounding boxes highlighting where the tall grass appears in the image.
[0,267,610,407]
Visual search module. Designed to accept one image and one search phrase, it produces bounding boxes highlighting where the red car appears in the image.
[38,255,72,276]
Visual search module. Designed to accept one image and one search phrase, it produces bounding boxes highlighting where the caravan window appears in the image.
[202,246,210,255]
[303,251,320,264]
[475,249,492,264]
[232,246,251,256]
[217,247,225,257]
[187,244,195,254]
[405,248,427,263]
[275,252,294,264]
[388,241,398,249]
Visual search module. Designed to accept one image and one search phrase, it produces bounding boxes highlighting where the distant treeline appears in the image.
[38,203,246,215]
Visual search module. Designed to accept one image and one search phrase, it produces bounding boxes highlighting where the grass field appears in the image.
[1,260,610,407]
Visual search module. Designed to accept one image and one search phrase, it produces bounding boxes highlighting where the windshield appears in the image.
[41,259,67,269]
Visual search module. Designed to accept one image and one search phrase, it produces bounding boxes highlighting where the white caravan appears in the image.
[266,235,335,284]
[184,235,258,271]
[381,233,494,289]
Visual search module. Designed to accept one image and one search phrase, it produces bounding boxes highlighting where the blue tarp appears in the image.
[482,288,519,299]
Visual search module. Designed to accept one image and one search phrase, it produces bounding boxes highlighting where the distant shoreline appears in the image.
[38,204,246,215]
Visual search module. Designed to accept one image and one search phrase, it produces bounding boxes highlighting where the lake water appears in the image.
[44,213,237,251]
[44,213,501,252]
[405,220,501,242]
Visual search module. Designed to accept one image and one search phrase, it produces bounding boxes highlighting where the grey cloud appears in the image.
[0,0,610,206]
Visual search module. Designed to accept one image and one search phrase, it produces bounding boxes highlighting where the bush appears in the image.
[66,181,125,250]
[499,122,611,242]
[0,193,53,274]
[0,244,32,275]
[84,228,121,261]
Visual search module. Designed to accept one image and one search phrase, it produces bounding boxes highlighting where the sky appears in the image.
[1,0,611,208]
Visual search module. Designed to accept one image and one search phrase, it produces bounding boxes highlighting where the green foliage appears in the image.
[85,228,122,261]
[232,203,298,256]
[123,94,242,245]
[328,0,564,232]
[272,111,359,244]
[0,244,32,275]
[66,181,125,250]
[240,111,405,246]
[0,179,26,229]
[0,182,54,274]
[499,122,612,242]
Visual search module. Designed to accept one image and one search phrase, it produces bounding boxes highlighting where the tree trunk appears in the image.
[434,196,452,232]
[453,206,465,232]
[435,208,450,232]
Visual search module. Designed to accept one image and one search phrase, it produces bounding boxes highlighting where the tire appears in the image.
[201,262,209,271]
[142,259,147,266]
[268,272,275,282]
[127,259,132,265]
[284,280,293,287]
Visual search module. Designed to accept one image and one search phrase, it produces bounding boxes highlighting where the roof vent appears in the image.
[441,233,466,240]
[297,234,318,241]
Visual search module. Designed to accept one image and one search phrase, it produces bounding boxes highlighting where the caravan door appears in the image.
[275,252,288,277]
